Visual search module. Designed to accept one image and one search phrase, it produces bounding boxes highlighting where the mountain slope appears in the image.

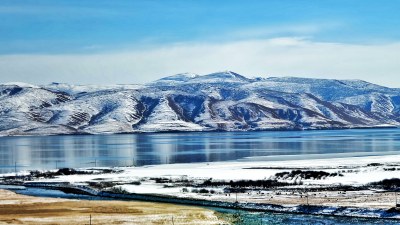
[0,71,399,136]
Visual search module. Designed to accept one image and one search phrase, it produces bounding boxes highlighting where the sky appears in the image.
[0,0,400,87]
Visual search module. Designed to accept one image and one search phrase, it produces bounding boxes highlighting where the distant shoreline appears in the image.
[1,125,398,138]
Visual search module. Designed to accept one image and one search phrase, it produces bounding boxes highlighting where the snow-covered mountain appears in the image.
[1,71,399,136]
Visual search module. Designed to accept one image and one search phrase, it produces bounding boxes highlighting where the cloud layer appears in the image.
[1,37,399,87]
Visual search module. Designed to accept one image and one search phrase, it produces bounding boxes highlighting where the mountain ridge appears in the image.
[1,72,399,136]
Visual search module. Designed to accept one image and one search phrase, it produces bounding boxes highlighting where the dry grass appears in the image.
[0,189,228,225]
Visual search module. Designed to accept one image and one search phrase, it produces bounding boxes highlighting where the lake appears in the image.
[0,128,400,174]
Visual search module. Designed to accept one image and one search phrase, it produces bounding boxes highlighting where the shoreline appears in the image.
[1,125,398,138]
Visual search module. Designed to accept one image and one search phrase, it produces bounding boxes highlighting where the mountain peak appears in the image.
[157,73,199,82]
[207,70,246,78]
[0,82,39,88]
[152,71,249,85]
[189,71,250,83]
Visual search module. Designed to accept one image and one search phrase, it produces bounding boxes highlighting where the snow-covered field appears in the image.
[3,154,399,219]
[35,154,400,186]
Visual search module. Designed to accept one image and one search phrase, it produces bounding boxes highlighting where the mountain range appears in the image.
[1,71,399,136]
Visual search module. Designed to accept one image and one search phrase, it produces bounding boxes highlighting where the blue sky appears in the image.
[1,0,400,86]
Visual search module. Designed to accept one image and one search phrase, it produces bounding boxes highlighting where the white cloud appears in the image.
[0,37,400,87]
[227,22,341,40]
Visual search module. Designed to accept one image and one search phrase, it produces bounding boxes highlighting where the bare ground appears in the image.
[185,189,399,209]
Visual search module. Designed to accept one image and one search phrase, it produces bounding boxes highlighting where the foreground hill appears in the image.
[1,71,399,136]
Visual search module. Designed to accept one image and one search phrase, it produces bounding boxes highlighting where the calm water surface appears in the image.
[1,128,400,173]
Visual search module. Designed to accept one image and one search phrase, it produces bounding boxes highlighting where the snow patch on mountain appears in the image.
[138,97,204,132]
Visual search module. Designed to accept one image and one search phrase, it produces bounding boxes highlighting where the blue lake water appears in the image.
[0,128,400,173]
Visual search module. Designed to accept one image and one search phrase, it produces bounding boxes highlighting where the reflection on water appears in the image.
[0,128,400,173]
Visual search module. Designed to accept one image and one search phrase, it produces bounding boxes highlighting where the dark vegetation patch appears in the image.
[387,207,400,213]
[129,181,142,185]
[245,166,362,170]
[87,181,116,189]
[109,186,129,194]
[151,177,172,183]
[370,178,400,190]
[274,170,343,180]
[191,188,216,194]
[201,179,295,189]
[383,167,400,171]
[55,168,92,175]
[367,163,384,167]
[149,177,192,187]
[88,180,141,190]
[281,185,367,192]
[2,168,93,181]
[0,168,117,184]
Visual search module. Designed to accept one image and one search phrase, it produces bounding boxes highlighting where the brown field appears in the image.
[0,189,229,225]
